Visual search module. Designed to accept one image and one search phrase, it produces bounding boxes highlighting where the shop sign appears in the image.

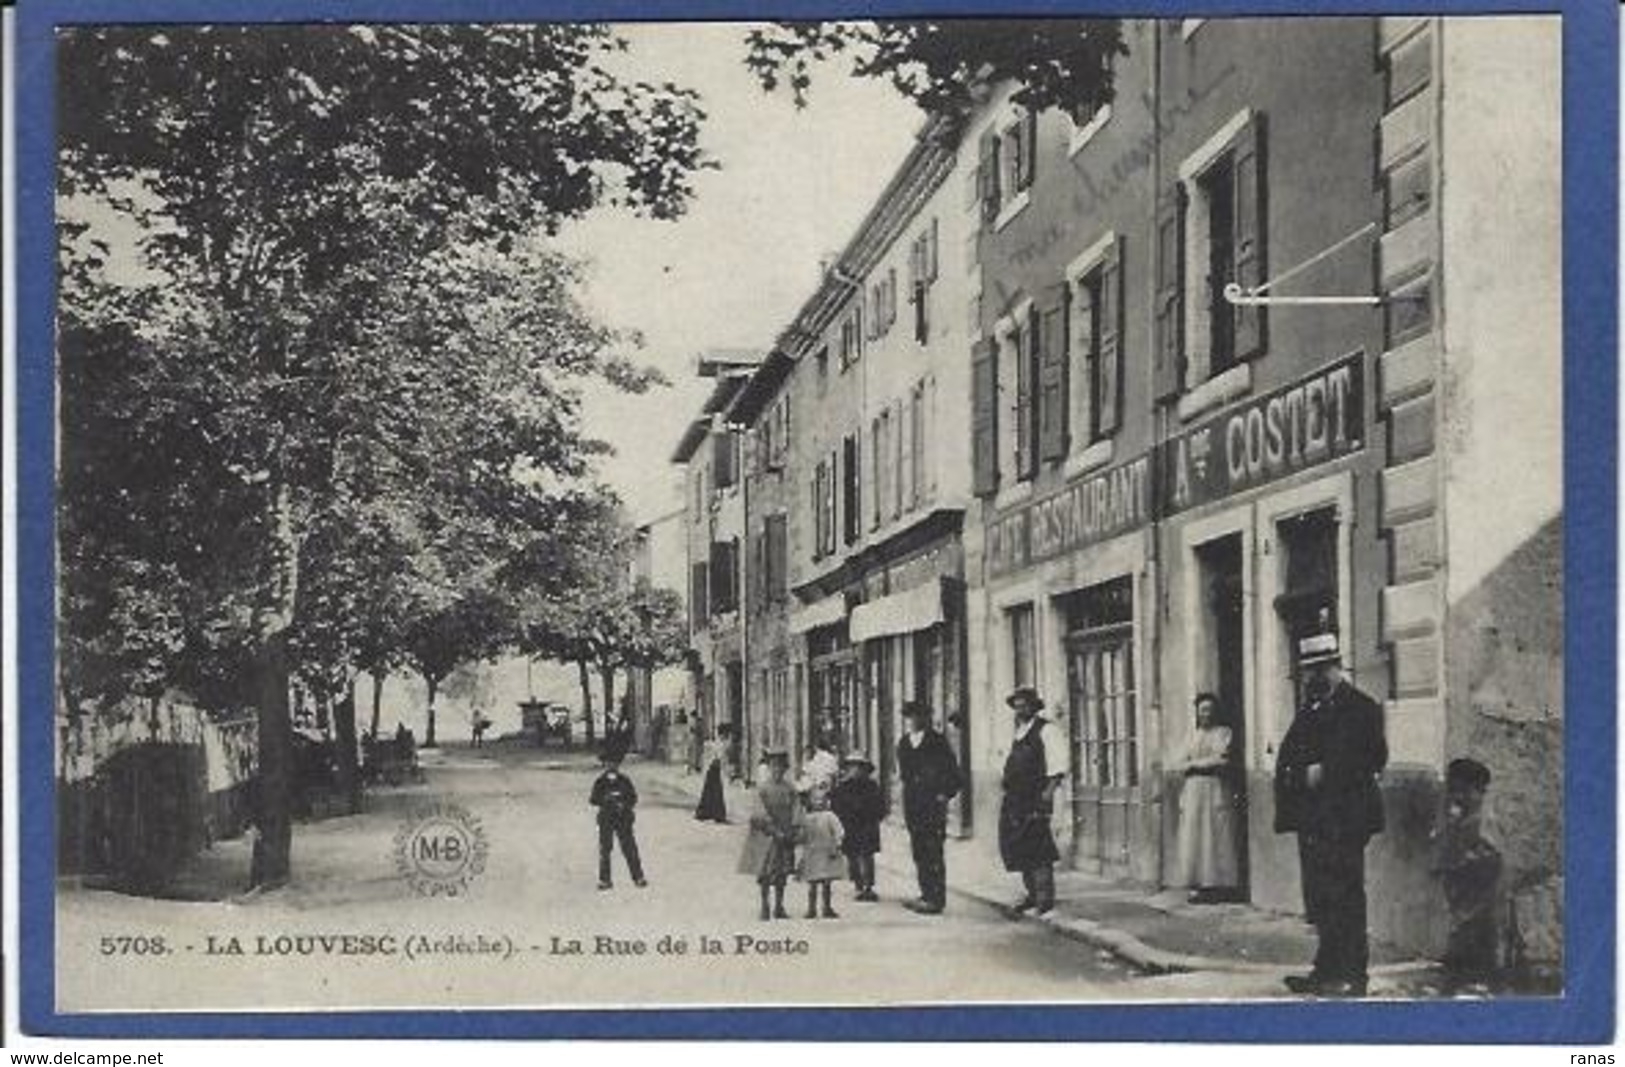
[987,456,1151,579]
[1158,353,1366,516]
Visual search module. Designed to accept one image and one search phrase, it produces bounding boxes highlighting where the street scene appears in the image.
[49,16,1564,1015]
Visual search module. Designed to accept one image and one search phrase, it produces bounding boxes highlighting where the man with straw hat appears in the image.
[1274,629,1388,997]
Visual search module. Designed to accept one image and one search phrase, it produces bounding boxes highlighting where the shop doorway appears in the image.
[1062,577,1139,877]
[1194,534,1250,897]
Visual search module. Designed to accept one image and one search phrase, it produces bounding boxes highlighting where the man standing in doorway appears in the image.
[1274,631,1388,997]
[999,687,1063,915]
[897,701,962,915]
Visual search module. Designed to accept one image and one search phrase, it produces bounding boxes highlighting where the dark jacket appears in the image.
[829,775,886,856]
[1273,680,1387,838]
[590,770,639,825]
[998,720,1062,871]
[897,729,962,834]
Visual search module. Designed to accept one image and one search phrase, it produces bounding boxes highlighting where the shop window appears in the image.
[1064,578,1137,790]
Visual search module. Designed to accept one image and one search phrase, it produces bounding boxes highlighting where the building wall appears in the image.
[744,376,798,776]
[1436,16,1564,966]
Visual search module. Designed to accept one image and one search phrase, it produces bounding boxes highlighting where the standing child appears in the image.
[590,750,647,890]
[1434,757,1502,991]
[799,790,846,919]
[738,748,802,920]
[830,751,884,902]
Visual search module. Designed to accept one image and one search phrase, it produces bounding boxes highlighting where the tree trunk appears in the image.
[600,665,616,736]
[333,677,361,815]
[251,631,293,889]
[576,657,595,746]
[424,675,440,748]
[369,671,384,738]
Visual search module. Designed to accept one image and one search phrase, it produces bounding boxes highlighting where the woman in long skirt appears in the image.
[1175,693,1241,902]
[694,725,730,823]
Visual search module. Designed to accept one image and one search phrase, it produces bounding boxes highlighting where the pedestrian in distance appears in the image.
[738,747,803,921]
[1433,756,1502,993]
[694,725,730,823]
[1174,692,1242,903]
[830,751,884,902]
[896,700,962,915]
[1274,630,1388,998]
[999,686,1063,916]
[589,748,647,890]
[798,788,845,919]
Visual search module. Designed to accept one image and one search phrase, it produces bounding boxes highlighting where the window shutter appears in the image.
[927,218,940,282]
[1232,113,1268,360]
[971,339,999,496]
[1018,109,1038,191]
[1154,189,1188,400]
[979,129,1001,222]
[1019,305,1041,479]
[1097,237,1124,436]
[1038,287,1070,461]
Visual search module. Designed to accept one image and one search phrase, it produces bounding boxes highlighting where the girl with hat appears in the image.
[830,751,884,902]
[737,747,803,920]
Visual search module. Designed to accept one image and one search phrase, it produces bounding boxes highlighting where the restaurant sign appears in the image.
[1159,353,1366,516]
[987,456,1151,579]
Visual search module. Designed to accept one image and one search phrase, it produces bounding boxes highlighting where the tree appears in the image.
[743,19,1124,120]
[57,24,708,886]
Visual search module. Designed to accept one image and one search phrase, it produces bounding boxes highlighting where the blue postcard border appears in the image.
[14,0,1617,1042]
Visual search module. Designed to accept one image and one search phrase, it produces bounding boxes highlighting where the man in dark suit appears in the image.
[1274,632,1388,997]
[896,700,963,915]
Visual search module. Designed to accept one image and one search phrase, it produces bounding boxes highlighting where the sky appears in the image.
[555,23,923,526]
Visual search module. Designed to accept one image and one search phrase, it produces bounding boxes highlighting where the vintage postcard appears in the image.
[14,2,1615,1041]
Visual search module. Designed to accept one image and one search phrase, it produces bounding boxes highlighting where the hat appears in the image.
[1297,632,1342,665]
[761,746,790,764]
[899,700,934,725]
[1446,757,1492,791]
[840,750,875,769]
[1005,686,1046,712]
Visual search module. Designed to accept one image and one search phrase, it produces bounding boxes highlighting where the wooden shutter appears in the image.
[1018,109,1038,191]
[1154,189,1187,401]
[979,129,1001,222]
[1097,237,1124,436]
[1019,304,1041,479]
[971,338,999,496]
[1232,113,1268,360]
[927,218,940,282]
[767,515,787,602]
[1038,286,1070,461]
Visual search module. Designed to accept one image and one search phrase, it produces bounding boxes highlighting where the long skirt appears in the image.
[695,762,728,822]
[1177,775,1240,888]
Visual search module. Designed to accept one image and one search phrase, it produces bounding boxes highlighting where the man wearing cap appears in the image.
[1274,631,1388,997]
[896,701,963,915]
[1000,686,1064,915]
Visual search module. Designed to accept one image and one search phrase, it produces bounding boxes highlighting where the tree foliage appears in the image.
[744,19,1125,120]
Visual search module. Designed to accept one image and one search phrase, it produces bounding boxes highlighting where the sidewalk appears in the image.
[632,754,1440,995]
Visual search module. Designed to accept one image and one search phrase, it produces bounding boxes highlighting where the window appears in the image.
[979,109,1037,226]
[1274,509,1339,709]
[765,513,788,603]
[1161,113,1267,400]
[839,305,864,368]
[1008,604,1037,689]
[909,381,926,510]
[712,430,737,490]
[842,434,861,546]
[870,416,883,531]
[892,398,906,519]
[1005,309,1041,483]
[908,219,940,344]
[709,539,739,615]
[690,560,709,630]
[1067,241,1124,447]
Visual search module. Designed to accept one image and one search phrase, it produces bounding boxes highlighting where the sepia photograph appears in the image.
[22,6,1597,1035]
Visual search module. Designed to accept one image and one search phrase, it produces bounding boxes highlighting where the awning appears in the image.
[849,581,945,644]
[788,595,847,635]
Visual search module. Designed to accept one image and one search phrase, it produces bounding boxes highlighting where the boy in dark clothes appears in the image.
[830,751,884,902]
[590,751,648,890]
[1434,757,1501,990]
